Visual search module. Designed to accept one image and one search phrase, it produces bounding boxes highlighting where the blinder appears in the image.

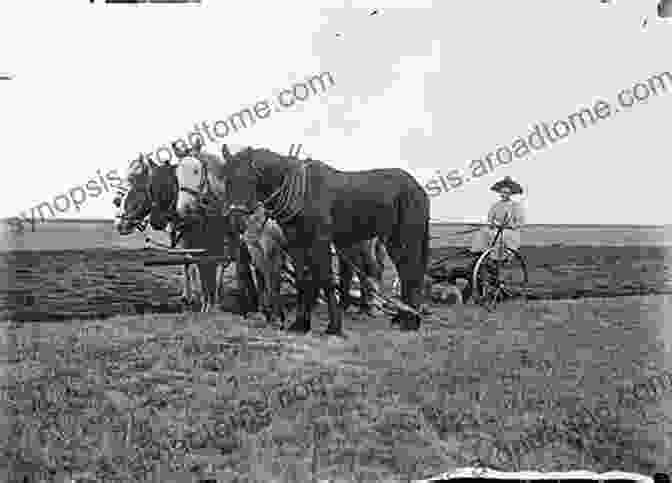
[114,184,150,232]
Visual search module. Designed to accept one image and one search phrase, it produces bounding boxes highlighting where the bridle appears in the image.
[114,184,150,233]
[114,158,190,249]
[152,155,235,248]
[223,150,266,219]
[223,148,310,226]
[178,156,226,217]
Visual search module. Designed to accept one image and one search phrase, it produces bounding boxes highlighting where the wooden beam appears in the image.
[144,255,233,267]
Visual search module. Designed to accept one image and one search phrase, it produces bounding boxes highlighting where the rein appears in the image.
[143,224,184,250]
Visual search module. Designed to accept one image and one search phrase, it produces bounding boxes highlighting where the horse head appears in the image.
[174,147,229,226]
[113,154,153,235]
[147,161,180,231]
[219,144,292,234]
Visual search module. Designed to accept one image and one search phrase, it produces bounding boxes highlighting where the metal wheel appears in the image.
[471,247,528,310]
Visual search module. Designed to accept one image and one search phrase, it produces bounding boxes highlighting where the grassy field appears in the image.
[1,223,671,481]
[1,295,671,481]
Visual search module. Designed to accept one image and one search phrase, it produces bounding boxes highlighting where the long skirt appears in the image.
[470,227,521,259]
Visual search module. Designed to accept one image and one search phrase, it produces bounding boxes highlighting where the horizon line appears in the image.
[1,218,669,229]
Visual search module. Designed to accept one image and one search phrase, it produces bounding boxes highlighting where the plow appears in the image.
[141,241,424,318]
[140,223,530,316]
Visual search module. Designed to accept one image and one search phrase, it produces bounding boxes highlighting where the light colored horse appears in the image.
[113,155,221,312]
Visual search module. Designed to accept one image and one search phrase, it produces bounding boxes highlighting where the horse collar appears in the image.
[179,158,212,200]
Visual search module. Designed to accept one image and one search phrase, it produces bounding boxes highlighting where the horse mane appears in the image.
[245,147,312,224]
[127,157,148,180]
[193,151,228,181]
[248,147,320,176]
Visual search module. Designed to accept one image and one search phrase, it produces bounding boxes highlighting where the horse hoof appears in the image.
[324,326,345,337]
[400,315,422,331]
[393,311,421,331]
[287,321,310,334]
[358,306,374,316]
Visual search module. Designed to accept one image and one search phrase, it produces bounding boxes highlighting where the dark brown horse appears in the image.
[200,145,430,335]
[114,155,205,309]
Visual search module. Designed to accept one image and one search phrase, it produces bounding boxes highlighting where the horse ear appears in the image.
[144,154,158,169]
[221,144,233,163]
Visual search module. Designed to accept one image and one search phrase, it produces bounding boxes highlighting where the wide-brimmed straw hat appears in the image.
[490,176,523,195]
[172,141,191,158]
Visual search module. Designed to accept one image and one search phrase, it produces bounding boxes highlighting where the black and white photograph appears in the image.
[0,1,670,482]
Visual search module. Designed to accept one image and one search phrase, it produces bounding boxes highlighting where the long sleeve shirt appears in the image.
[487,200,525,229]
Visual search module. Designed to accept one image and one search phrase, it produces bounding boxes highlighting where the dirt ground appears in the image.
[2,245,670,322]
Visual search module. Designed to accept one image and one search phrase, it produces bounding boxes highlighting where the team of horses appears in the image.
[114,140,430,336]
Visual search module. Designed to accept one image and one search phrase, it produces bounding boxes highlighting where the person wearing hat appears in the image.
[469,176,525,260]
[172,141,191,160]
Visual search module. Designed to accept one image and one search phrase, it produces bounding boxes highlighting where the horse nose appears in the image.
[170,217,186,232]
[149,212,167,230]
[231,214,247,234]
[184,204,200,217]
[114,218,130,234]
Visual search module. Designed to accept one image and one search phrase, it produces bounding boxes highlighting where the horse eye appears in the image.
[193,169,198,175]
[112,197,121,207]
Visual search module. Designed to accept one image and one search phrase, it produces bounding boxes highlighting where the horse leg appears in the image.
[197,263,207,313]
[236,243,258,317]
[286,248,311,334]
[266,248,285,324]
[272,253,286,323]
[189,264,205,313]
[359,273,374,315]
[362,245,384,314]
[339,256,354,313]
[386,244,423,331]
[313,237,343,337]
[181,263,193,309]
[199,263,217,313]
[190,264,204,311]
[306,268,320,311]
[215,263,227,309]
[300,251,320,312]
[256,266,273,322]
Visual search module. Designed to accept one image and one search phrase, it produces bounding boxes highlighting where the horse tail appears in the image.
[422,216,430,274]
[373,237,387,279]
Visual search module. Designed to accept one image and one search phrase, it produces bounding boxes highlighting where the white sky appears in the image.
[0,0,670,225]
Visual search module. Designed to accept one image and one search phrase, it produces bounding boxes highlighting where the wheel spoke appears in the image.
[471,247,528,310]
